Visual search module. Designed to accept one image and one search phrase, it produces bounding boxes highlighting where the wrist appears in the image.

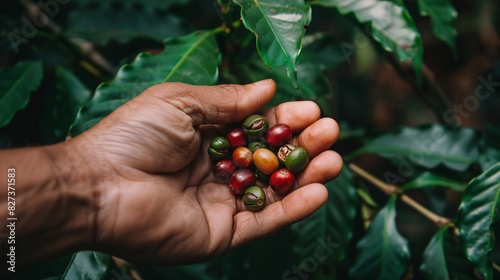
[0,140,99,270]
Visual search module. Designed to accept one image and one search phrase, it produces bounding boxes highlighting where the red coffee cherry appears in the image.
[270,168,296,194]
[226,128,247,149]
[232,147,253,168]
[266,124,292,147]
[229,168,256,195]
[213,160,237,183]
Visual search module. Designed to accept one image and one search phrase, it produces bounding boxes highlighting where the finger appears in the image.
[230,183,327,248]
[296,150,343,187]
[234,150,342,210]
[263,101,321,131]
[147,79,276,126]
[291,117,339,158]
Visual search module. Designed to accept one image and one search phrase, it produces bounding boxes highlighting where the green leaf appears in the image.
[72,0,191,10]
[312,0,423,84]
[417,0,457,56]
[349,196,411,280]
[299,33,347,70]
[62,251,112,279]
[237,33,342,114]
[70,29,221,136]
[0,61,43,128]
[234,0,312,87]
[420,226,477,280]
[479,123,500,172]
[456,162,500,280]
[346,124,481,172]
[401,171,465,192]
[40,67,91,143]
[64,3,190,45]
[292,167,360,277]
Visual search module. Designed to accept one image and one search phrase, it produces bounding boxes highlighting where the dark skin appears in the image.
[0,79,342,274]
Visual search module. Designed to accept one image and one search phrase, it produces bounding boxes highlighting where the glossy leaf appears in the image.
[346,124,481,172]
[72,0,191,10]
[417,0,457,56]
[238,33,343,114]
[479,123,500,172]
[349,196,411,280]
[234,0,312,87]
[312,0,423,84]
[420,226,476,280]
[0,61,43,128]
[70,30,221,136]
[456,162,500,280]
[40,67,91,143]
[401,171,465,192]
[64,3,189,45]
[292,166,360,277]
[62,251,112,279]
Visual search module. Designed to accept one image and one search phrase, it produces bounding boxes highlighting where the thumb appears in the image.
[150,79,276,126]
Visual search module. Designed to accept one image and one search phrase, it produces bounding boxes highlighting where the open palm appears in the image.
[77,80,342,265]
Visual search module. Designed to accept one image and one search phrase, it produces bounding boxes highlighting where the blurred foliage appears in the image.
[1,0,500,279]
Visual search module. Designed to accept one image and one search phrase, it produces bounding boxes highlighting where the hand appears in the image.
[73,79,343,265]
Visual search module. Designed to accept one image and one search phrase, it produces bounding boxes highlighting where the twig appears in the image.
[348,163,452,227]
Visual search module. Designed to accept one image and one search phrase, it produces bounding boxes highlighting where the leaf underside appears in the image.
[234,0,312,87]
[312,0,423,84]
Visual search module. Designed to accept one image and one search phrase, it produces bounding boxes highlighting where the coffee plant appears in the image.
[1,0,500,279]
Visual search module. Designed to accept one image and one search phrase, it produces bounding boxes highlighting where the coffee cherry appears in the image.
[253,148,279,175]
[229,168,256,195]
[270,168,295,194]
[277,143,296,165]
[247,141,268,153]
[208,136,230,161]
[213,160,237,183]
[255,168,270,183]
[266,124,292,147]
[226,128,247,149]
[285,147,309,173]
[243,186,266,211]
[232,147,253,168]
[242,114,269,140]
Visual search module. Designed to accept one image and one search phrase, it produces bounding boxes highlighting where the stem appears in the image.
[348,163,452,227]
[348,163,397,195]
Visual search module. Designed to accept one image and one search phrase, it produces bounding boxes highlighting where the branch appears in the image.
[348,163,452,227]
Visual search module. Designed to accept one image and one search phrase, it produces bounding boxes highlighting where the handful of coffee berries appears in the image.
[208,114,309,212]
